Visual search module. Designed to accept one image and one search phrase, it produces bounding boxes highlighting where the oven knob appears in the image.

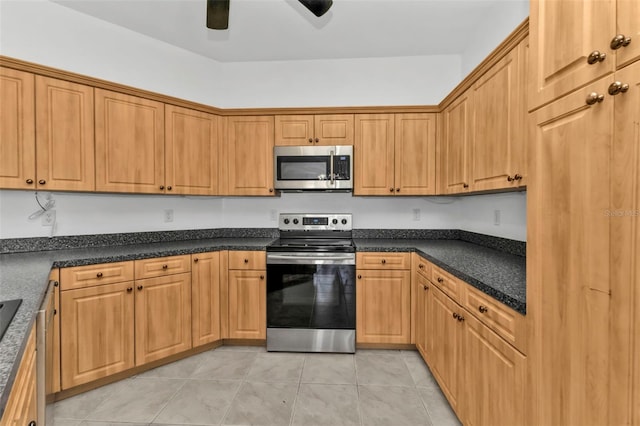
[332,219,338,225]
[293,218,299,224]
[284,218,290,224]
[341,219,348,225]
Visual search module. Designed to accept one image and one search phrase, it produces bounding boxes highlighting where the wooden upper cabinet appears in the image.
[35,76,95,191]
[470,44,525,191]
[441,90,472,194]
[165,105,218,195]
[274,114,354,146]
[394,113,437,195]
[616,0,640,68]
[354,114,395,195]
[95,89,165,194]
[529,0,616,110]
[222,116,275,195]
[0,67,35,190]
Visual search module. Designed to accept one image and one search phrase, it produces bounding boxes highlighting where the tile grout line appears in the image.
[218,347,261,426]
[287,354,306,426]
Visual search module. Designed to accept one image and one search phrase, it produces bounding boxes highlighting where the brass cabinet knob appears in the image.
[462,183,469,189]
[453,312,459,319]
[308,138,313,143]
[507,175,514,182]
[478,305,488,313]
[610,34,631,50]
[244,259,249,263]
[53,281,59,287]
[126,287,133,293]
[96,272,103,278]
[514,174,522,181]
[26,179,34,184]
[419,264,424,269]
[28,421,36,426]
[585,92,605,105]
[315,138,319,143]
[457,315,465,322]
[38,179,46,185]
[396,188,400,192]
[608,81,630,96]
[269,188,274,193]
[357,274,362,279]
[389,188,395,192]
[381,259,386,264]
[194,258,199,263]
[159,185,165,190]
[587,50,606,64]
[167,186,172,191]
[260,275,265,280]
[162,264,168,269]
[137,285,143,290]
[423,285,429,291]
[437,277,444,283]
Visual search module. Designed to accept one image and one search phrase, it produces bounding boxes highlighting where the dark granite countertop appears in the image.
[354,238,526,315]
[0,230,525,416]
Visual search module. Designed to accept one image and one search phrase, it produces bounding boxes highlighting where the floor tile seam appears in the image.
[218,374,250,426]
[76,378,136,422]
[147,378,189,425]
[288,380,303,426]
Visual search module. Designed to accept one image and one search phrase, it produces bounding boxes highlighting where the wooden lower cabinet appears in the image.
[60,281,135,389]
[413,271,431,360]
[462,312,526,426]
[227,270,266,339]
[134,273,192,365]
[356,269,411,344]
[428,285,463,413]
[0,326,37,426]
[191,252,221,346]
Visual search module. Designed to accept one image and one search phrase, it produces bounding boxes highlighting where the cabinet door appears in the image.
[227,270,266,339]
[414,272,430,360]
[191,252,221,347]
[463,313,526,426]
[609,60,640,426]
[616,0,640,68]
[314,114,354,146]
[394,113,437,195]
[356,269,411,344]
[530,76,612,426]
[429,286,463,412]
[135,273,192,365]
[470,46,524,191]
[60,281,135,389]
[441,91,472,194]
[0,67,35,190]
[529,0,615,110]
[224,116,274,195]
[274,115,314,146]
[1,327,37,426]
[95,89,165,193]
[165,105,218,195]
[35,76,94,191]
[354,114,395,195]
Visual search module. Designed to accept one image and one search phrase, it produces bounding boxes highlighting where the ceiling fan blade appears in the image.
[206,0,230,30]
[298,0,333,17]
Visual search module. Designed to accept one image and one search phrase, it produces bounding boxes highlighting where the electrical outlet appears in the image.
[412,208,421,221]
[494,209,501,226]
[164,209,174,223]
[42,210,56,226]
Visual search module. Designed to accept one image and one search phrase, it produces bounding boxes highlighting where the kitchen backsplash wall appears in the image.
[0,190,526,241]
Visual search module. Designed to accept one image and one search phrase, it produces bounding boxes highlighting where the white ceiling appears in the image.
[53,0,527,63]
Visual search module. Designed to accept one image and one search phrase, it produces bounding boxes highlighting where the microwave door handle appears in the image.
[330,150,335,185]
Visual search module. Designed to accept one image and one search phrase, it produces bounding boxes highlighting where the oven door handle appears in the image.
[267,253,355,265]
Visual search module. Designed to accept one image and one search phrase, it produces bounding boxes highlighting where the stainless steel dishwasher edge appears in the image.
[36,279,56,426]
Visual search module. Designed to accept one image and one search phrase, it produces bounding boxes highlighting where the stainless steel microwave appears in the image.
[274,145,353,191]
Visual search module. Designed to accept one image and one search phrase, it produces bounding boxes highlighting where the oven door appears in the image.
[266,252,356,352]
[273,145,353,191]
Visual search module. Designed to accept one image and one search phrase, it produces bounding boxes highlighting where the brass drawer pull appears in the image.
[478,305,488,313]
[437,277,444,283]
[137,285,143,291]
[96,272,103,278]
[162,264,168,269]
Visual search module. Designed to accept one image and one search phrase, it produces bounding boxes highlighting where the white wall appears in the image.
[0,190,526,241]
[0,1,528,242]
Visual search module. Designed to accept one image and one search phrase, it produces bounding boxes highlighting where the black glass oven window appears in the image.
[277,156,330,180]
[267,264,355,329]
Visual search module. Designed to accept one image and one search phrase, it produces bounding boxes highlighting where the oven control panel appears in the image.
[279,213,352,231]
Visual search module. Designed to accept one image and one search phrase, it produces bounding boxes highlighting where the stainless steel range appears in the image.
[266,213,355,353]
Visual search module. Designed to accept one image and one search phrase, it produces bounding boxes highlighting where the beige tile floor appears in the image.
[52,347,461,426]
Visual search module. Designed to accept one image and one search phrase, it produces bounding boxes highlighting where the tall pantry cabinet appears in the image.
[529,0,640,424]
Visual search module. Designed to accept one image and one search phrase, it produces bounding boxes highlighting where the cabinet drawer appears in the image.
[462,284,527,354]
[356,252,410,270]
[134,255,191,279]
[413,254,432,278]
[228,250,266,270]
[431,266,461,302]
[60,261,134,291]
